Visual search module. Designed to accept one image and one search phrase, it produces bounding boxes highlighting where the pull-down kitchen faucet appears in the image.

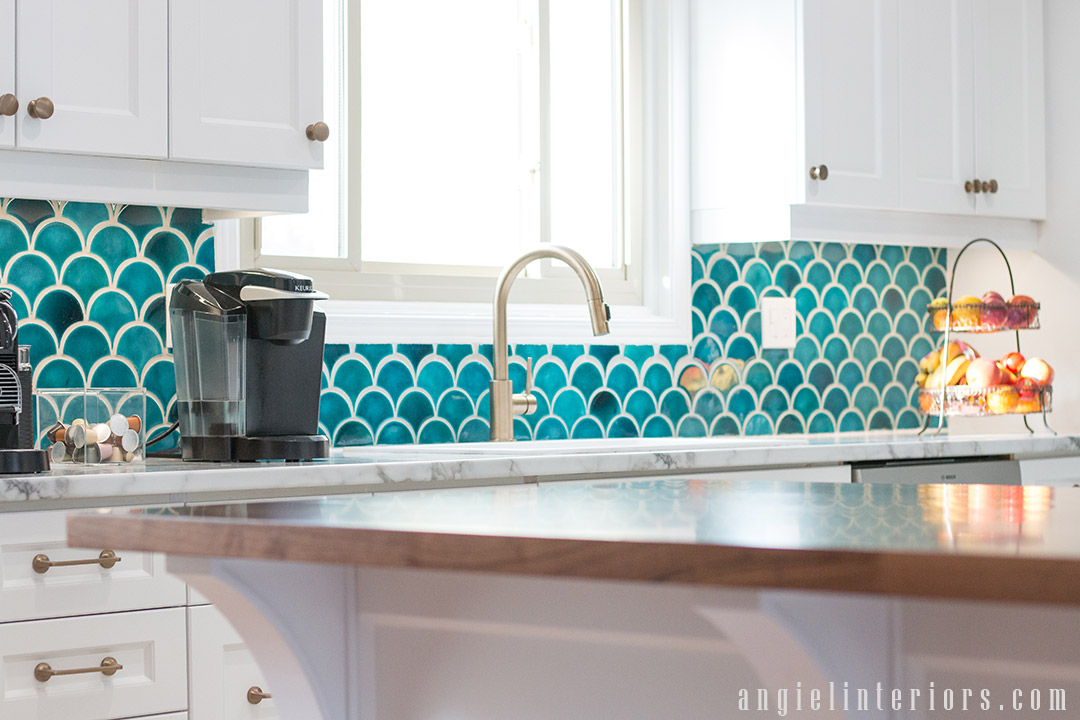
[489,246,610,441]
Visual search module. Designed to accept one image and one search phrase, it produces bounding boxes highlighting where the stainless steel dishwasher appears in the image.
[851,455,1020,484]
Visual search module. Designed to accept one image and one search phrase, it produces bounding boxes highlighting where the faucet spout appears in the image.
[490,246,610,441]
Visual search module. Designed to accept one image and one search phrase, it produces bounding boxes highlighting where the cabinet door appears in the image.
[170,0,324,170]
[802,0,900,209]
[973,0,1046,219]
[189,605,277,719]
[15,0,168,158]
[0,0,13,150]
[898,0,976,215]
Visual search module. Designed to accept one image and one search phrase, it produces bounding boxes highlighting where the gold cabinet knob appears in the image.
[808,164,829,181]
[305,122,329,142]
[971,178,982,193]
[247,686,272,704]
[964,180,973,193]
[27,97,54,120]
[0,94,17,117]
[987,178,998,193]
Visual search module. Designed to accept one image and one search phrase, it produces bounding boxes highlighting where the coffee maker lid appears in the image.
[170,280,245,316]
[204,269,324,297]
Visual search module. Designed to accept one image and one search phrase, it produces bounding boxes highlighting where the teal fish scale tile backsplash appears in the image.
[0,199,946,447]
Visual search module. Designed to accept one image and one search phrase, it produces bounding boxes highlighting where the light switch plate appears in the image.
[760,297,796,349]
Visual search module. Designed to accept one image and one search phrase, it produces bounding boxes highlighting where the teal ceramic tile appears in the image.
[0,197,944,444]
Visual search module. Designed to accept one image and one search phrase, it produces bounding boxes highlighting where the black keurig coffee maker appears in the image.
[170,269,330,461]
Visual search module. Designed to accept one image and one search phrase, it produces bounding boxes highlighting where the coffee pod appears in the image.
[121,429,140,453]
[108,413,129,437]
[49,441,68,464]
[66,423,86,450]
[124,451,135,463]
[45,422,66,444]
[84,427,99,446]
[98,443,114,461]
[92,423,112,444]
[71,418,85,427]
[72,444,101,464]
[127,415,142,434]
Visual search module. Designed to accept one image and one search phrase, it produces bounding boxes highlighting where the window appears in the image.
[232,0,689,344]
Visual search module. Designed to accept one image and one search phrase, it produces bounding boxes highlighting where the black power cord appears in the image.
[145,421,181,459]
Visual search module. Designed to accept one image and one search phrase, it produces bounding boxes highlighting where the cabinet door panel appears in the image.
[0,0,12,150]
[15,0,168,158]
[170,0,324,169]
[0,510,187,622]
[974,0,1045,219]
[803,0,899,209]
[189,605,278,719]
[898,0,975,215]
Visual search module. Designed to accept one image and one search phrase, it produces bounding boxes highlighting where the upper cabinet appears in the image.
[16,0,168,159]
[170,0,325,169]
[899,0,1045,220]
[0,0,13,150]
[691,0,1046,247]
[0,0,325,213]
[802,0,900,210]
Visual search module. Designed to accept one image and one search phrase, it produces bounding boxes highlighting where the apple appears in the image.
[1019,357,1054,387]
[1007,294,1037,328]
[965,357,1003,388]
[1014,377,1040,401]
[995,361,1017,385]
[980,291,1007,327]
[1001,351,1026,375]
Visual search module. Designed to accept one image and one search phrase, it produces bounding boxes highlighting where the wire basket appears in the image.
[927,301,1040,333]
[918,384,1052,417]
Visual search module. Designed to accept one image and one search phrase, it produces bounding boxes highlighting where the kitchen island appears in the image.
[69,476,1080,720]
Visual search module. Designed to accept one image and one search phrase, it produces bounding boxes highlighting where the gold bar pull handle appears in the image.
[33,549,121,574]
[35,656,123,682]
[247,686,272,704]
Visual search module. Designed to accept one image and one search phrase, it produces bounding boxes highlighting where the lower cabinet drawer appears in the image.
[0,607,188,720]
[189,604,276,719]
[0,509,187,622]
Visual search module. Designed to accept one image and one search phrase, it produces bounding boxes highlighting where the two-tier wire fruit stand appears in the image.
[918,238,1054,435]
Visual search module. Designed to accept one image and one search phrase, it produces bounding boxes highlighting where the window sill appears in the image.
[319,296,691,345]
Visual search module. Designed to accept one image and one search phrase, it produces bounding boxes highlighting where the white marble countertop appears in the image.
[3,432,1078,511]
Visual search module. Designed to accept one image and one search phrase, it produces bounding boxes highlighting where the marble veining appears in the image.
[2,433,1077,509]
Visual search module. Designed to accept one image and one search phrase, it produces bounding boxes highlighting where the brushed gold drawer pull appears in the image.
[247,685,272,704]
[33,549,120,574]
[35,656,122,682]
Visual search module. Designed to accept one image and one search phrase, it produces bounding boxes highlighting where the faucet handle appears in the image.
[512,357,538,416]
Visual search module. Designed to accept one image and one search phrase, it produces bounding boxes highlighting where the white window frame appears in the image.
[216,0,690,345]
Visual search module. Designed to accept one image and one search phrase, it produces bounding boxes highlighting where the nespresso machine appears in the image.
[170,269,330,462]
[0,289,48,473]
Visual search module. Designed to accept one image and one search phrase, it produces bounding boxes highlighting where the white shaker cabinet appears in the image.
[897,0,976,215]
[189,604,277,720]
[972,0,1046,219]
[692,0,1046,248]
[15,0,169,159]
[0,0,13,150]
[899,0,1045,220]
[170,0,326,170]
[802,0,900,210]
